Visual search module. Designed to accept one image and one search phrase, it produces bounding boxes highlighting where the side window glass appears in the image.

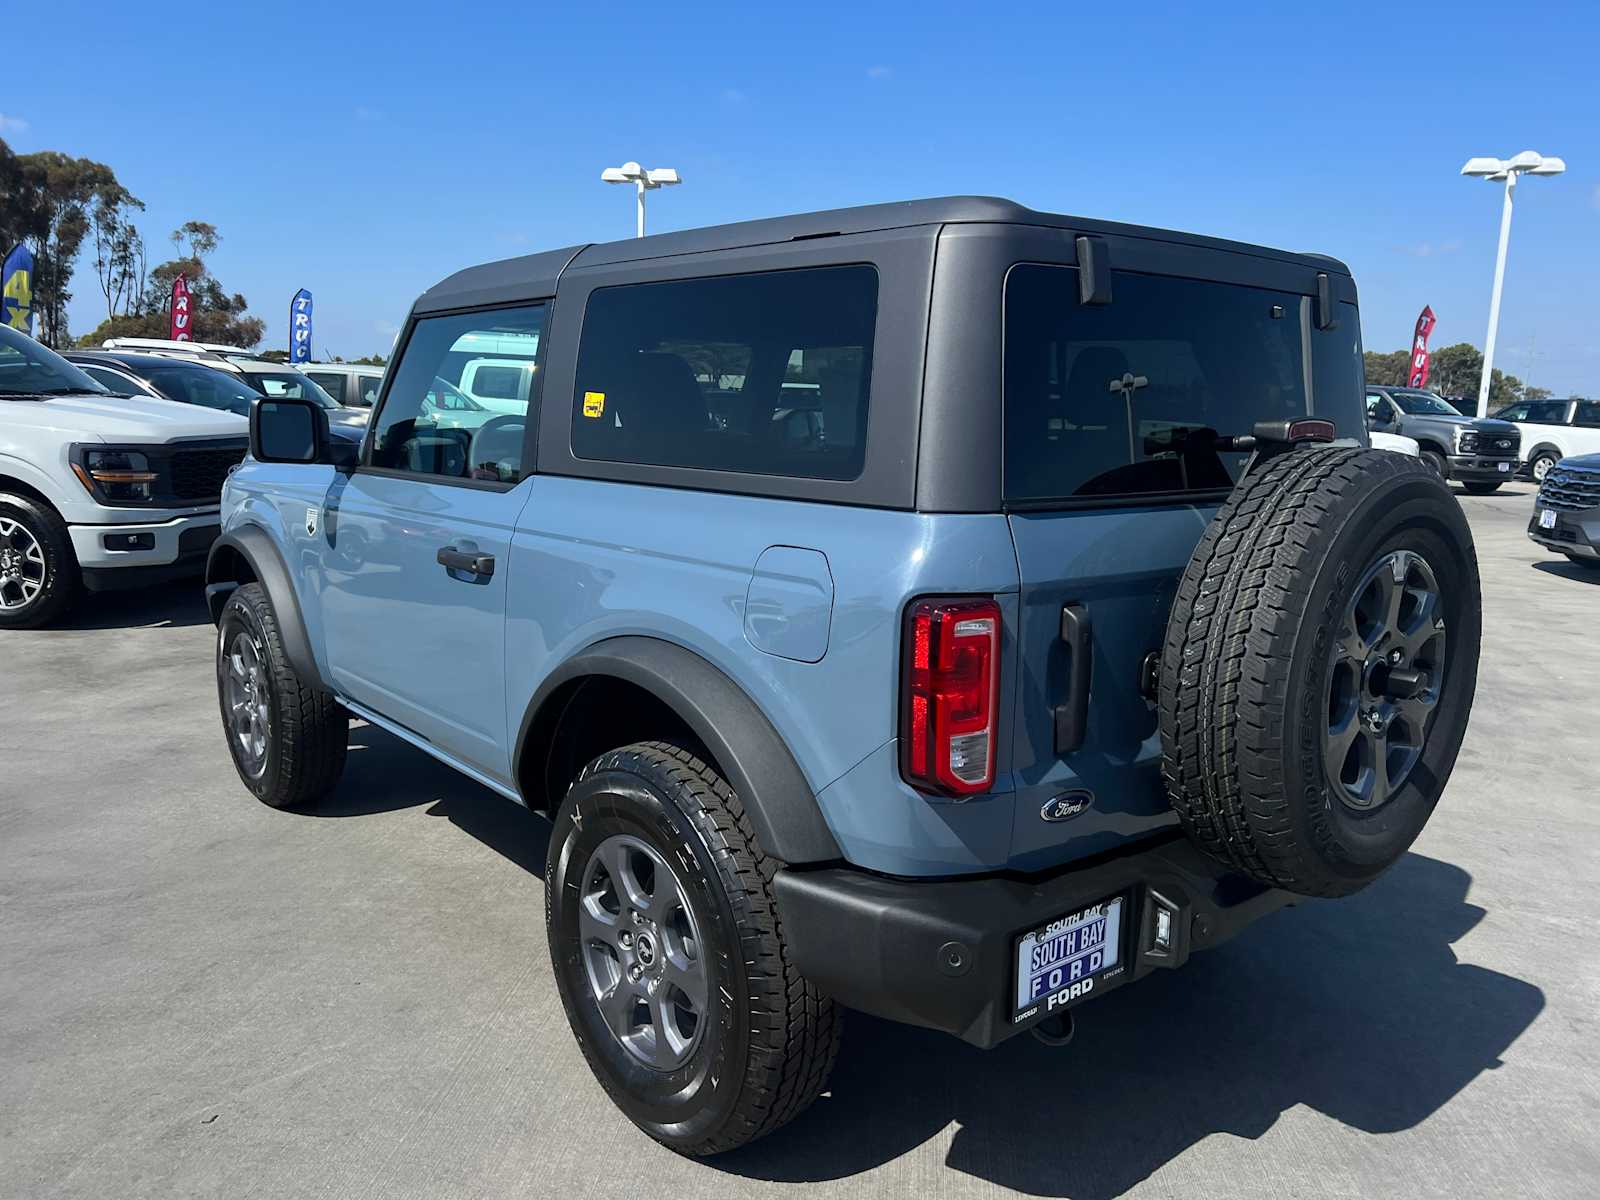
[84,366,141,396]
[1574,401,1600,428]
[360,376,383,406]
[571,266,877,481]
[1365,394,1385,418]
[370,305,545,483]
[308,372,346,403]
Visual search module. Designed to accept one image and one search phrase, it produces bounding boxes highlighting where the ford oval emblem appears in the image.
[1041,790,1093,822]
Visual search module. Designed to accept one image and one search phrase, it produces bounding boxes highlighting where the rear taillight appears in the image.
[901,597,1001,797]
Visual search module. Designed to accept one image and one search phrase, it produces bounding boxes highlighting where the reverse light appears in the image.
[901,597,1002,797]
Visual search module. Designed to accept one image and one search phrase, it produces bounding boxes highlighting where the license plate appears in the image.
[1014,895,1125,1020]
[1499,461,1511,473]
[1540,508,1558,530]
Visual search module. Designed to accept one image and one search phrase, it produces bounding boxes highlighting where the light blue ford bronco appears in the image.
[206,198,1481,1154]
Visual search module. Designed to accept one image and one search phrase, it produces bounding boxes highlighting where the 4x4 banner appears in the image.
[2,243,33,335]
[1407,305,1436,387]
[289,288,313,363]
[169,273,192,342]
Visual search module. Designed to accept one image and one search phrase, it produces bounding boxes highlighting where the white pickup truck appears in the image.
[0,325,248,628]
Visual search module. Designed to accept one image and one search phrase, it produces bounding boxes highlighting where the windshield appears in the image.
[1388,389,1461,416]
[238,369,340,409]
[0,325,110,398]
[145,365,261,417]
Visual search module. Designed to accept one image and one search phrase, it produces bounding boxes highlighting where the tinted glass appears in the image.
[307,371,347,403]
[147,365,260,416]
[0,325,108,396]
[82,366,144,396]
[359,375,383,406]
[1575,401,1600,428]
[243,370,340,409]
[1005,266,1354,501]
[470,364,525,400]
[1388,389,1460,416]
[370,304,545,483]
[571,266,877,481]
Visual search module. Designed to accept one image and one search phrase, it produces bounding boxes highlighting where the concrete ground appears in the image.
[2,480,1596,1200]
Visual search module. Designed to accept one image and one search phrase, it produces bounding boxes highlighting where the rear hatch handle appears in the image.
[1054,602,1092,754]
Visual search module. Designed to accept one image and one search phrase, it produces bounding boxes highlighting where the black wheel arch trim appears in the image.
[515,635,843,865]
[205,525,322,687]
[1526,443,1563,464]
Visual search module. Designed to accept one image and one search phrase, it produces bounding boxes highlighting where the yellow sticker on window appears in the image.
[582,391,605,418]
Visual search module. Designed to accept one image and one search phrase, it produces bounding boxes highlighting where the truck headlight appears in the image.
[74,449,158,504]
[1455,428,1477,453]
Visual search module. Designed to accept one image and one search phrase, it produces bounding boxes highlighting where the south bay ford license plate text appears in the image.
[1014,897,1124,1019]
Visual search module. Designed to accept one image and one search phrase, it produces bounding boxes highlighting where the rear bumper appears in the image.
[774,833,1291,1049]
[1447,454,1517,482]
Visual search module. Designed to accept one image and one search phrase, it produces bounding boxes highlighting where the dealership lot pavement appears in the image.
[2,480,1597,1200]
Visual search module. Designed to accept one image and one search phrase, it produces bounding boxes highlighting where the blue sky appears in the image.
[9,1,1597,392]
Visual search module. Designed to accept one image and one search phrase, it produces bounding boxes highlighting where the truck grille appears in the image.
[1538,462,1600,512]
[1459,430,1519,455]
[167,446,247,502]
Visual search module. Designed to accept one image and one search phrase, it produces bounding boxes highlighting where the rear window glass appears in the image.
[571,266,877,481]
[1003,266,1362,502]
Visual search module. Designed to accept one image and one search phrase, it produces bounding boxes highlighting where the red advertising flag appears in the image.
[169,273,193,342]
[1407,305,1436,388]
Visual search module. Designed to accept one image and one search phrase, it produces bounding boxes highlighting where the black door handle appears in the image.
[436,545,495,578]
[1054,602,1092,754]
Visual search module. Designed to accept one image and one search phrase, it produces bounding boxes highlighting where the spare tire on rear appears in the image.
[1159,446,1480,898]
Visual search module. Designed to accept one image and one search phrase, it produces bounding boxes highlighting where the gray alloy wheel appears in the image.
[0,515,47,611]
[1531,453,1558,483]
[222,628,271,778]
[578,833,709,1071]
[1324,549,1446,811]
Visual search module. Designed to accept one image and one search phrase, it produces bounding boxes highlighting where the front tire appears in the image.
[546,741,840,1155]
[1420,449,1449,479]
[1530,452,1559,484]
[1462,480,1502,495]
[0,493,80,629]
[216,582,348,807]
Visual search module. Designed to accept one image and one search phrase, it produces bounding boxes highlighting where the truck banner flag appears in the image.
[1407,305,1436,388]
[169,273,193,341]
[289,288,313,363]
[2,243,34,335]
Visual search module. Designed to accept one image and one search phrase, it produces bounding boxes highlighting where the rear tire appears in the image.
[216,582,348,808]
[1530,452,1559,484]
[1160,447,1480,898]
[0,493,80,629]
[546,741,840,1155]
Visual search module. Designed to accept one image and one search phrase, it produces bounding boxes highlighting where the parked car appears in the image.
[99,338,369,435]
[1527,451,1600,569]
[0,325,247,628]
[64,351,366,443]
[298,362,385,409]
[205,197,1480,1154]
[1365,385,1520,492]
[1491,397,1600,484]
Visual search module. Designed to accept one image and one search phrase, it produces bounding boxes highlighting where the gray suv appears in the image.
[1365,385,1520,492]
[205,197,1482,1153]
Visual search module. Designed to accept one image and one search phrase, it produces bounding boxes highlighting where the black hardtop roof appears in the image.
[414,195,1351,314]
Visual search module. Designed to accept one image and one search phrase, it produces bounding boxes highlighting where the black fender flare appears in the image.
[205,525,322,686]
[515,636,842,865]
[1524,442,1563,465]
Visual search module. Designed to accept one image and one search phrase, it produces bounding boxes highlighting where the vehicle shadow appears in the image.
[58,578,211,630]
[1531,560,1600,586]
[310,723,550,876]
[716,852,1544,1198]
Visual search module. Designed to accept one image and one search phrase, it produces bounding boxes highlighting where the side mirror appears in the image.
[250,397,352,466]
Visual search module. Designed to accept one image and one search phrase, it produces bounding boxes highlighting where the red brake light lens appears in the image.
[901,597,1002,796]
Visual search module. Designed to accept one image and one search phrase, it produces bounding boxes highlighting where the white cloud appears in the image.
[0,113,28,134]
[866,65,892,80]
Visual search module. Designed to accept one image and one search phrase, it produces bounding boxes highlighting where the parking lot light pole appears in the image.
[1460,151,1565,418]
[601,162,682,238]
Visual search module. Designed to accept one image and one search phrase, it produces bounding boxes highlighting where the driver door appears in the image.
[316,303,544,780]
